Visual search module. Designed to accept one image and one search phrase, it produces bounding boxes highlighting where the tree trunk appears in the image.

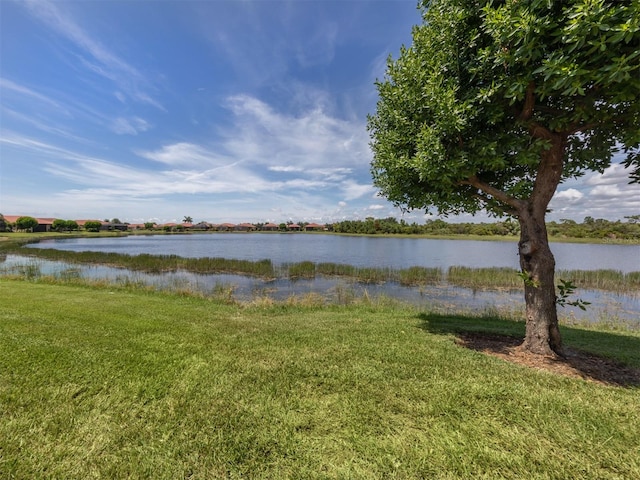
[517,205,563,357]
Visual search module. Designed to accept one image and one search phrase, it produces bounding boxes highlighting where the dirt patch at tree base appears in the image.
[455,332,640,387]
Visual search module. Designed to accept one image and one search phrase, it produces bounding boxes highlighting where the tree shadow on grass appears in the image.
[418,312,640,387]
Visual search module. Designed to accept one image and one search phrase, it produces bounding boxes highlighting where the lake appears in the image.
[26,233,640,272]
[6,234,639,324]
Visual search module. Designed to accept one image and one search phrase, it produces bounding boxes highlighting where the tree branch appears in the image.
[472,192,519,216]
[531,134,567,217]
[527,121,556,141]
[518,81,536,121]
[563,122,599,136]
[461,176,524,213]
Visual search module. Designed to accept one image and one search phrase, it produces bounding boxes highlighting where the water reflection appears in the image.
[2,254,638,325]
[29,234,640,272]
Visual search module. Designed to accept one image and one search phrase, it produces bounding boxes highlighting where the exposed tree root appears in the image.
[455,332,640,387]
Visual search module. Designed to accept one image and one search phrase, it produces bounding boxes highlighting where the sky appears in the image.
[1,0,638,225]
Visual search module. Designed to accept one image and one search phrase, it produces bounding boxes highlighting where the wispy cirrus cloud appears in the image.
[0,77,65,110]
[2,85,379,217]
[2,82,381,221]
[135,142,231,168]
[21,0,163,110]
[1,106,89,143]
[111,117,151,136]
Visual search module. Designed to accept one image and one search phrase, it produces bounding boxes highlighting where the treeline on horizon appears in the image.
[328,216,640,240]
[2,213,640,240]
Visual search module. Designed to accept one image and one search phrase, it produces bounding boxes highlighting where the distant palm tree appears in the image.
[183,216,193,223]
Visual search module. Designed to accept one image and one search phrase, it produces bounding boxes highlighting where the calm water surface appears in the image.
[28,233,640,272]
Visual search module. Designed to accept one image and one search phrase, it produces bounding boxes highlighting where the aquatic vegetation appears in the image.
[557,269,640,293]
[448,266,522,291]
[3,242,638,295]
[396,266,443,286]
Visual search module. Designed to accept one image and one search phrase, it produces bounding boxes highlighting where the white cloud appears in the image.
[0,77,64,110]
[111,117,151,135]
[222,94,370,171]
[341,180,375,201]
[1,79,384,221]
[135,143,228,168]
[269,166,303,173]
[585,162,632,186]
[1,106,87,143]
[368,204,385,210]
[546,162,640,221]
[554,188,583,203]
[589,185,623,198]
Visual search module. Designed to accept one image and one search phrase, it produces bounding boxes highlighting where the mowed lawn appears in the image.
[1,279,639,479]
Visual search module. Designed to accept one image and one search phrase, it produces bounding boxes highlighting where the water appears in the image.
[7,234,640,324]
[26,233,640,272]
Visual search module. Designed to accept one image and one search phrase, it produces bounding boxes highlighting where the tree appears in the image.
[52,219,79,232]
[84,221,102,232]
[15,216,39,232]
[183,216,193,224]
[52,219,65,232]
[67,220,79,231]
[368,0,640,356]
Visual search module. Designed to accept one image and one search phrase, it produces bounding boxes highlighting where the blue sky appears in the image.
[1,0,638,225]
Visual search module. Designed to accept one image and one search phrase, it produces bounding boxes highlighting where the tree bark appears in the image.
[516,134,567,357]
[517,207,562,356]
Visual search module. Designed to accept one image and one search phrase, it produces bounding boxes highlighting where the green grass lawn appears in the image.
[1,279,639,479]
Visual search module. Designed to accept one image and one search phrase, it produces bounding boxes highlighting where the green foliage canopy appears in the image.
[369,0,640,217]
[52,219,79,232]
[84,221,102,232]
[15,216,39,231]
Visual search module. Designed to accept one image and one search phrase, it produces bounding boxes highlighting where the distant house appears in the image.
[192,222,210,230]
[217,223,236,231]
[262,223,279,231]
[128,223,148,230]
[288,223,301,231]
[234,223,256,232]
[3,215,55,232]
[101,222,128,231]
[3,216,21,228]
[305,223,325,231]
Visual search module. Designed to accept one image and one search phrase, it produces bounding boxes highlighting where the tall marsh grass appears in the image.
[286,261,316,279]
[557,269,640,293]
[396,266,443,286]
[448,266,522,291]
[15,248,276,278]
[4,244,638,293]
[448,267,640,293]
[316,262,391,283]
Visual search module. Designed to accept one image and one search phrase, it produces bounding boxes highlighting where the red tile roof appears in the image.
[3,215,55,224]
